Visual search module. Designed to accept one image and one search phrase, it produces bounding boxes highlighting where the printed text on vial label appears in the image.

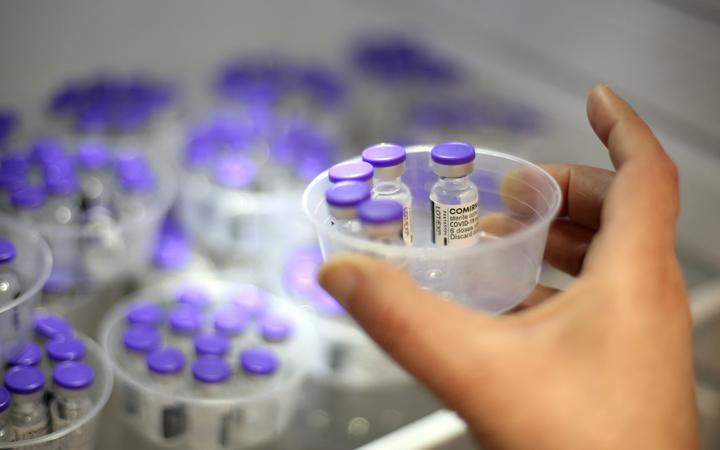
[432,200,480,247]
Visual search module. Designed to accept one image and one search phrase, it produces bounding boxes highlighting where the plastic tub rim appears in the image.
[0,216,52,316]
[302,144,563,258]
[0,332,113,449]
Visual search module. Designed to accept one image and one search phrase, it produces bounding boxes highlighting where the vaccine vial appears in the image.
[212,155,259,243]
[189,357,232,449]
[325,181,372,233]
[257,314,294,345]
[50,361,95,450]
[358,199,405,245]
[3,365,49,440]
[115,152,156,219]
[5,342,42,368]
[44,175,81,225]
[213,305,251,358]
[0,240,20,304]
[327,161,374,184]
[46,336,86,368]
[125,302,165,328]
[0,386,14,442]
[75,139,113,209]
[145,347,187,441]
[194,333,230,359]
[122,326,163,373]
[10,185,47,223]
[429,142,480,247]
[167,306,202,356]
[362,143,414,244]
[33,312,73,344]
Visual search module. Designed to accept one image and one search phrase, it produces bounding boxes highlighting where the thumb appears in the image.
[318,254,496,400]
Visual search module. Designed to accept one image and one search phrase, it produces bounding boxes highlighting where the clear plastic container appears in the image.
[99,278,321,449]
[0,217,52,359]
[0,332,113,449]
[303,145,562,313]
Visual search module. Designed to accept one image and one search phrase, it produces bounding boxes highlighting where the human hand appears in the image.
[318,85,697,450]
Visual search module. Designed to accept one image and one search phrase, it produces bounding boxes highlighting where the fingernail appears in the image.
[317,258,361,307]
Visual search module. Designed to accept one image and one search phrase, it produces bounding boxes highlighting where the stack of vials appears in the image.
[1,311,98,449]
[325,141,481,248]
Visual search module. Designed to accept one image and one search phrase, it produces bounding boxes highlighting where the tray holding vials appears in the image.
[98,278,321,450]
[303,143,562,313]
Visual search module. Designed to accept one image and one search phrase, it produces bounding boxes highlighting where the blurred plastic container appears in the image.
[99,278,321,449]
[0,330,113,450]
[303,145,561,313]
[0,217,52,359]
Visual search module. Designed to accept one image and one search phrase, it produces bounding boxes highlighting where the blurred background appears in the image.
[1,0,720,449]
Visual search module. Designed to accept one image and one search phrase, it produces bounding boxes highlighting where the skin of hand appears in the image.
[317,85,698,450]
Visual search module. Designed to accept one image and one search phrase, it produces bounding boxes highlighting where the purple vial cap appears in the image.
[430,142,476,165]
[46,337,86,362]
[230,288,269,317]
[0,239,16,264]
[0,387,10,412]
[240,347,279,376]
[176,284,212,309]
[118,169,155,193]
[45,176,79,196]
[10,185,46,209]
[213,155,257,189]
[152,237,190,270]
[183,138,215,169]
[53,361,94,390]
[213,306,251,335]
[358,199,404,225]
[5,342,42,367]
[0,152,30,175]
[147,347,185,375]
[4,366,44,395]
[258,314,294,342]
[194,333,230,357]
[123,325,162,353]
[192,356,231,384]
[33,312,72,340]
[125,302,164,327]
[325,181,372,208]
[328,161,374,183]
[31,137,66,164]
[361,143,406,168]
[168,306,202,334]
[0,172,26,192]
[76,140,112,170]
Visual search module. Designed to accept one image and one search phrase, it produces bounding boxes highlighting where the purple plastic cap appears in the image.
[33,312,72,340]
[0,386,10,412]
[258,314,294,343]
[194,333,230,357]
[361,143,406,168]
[230,288,269,317]
[45,176,80,197]
[10,185,46,209]
[192,356,231,384]
[76,140,112,170]
[325,181,372,208]
[430,142,476,165]
[0,152,30,176]
[31,137,66,164]
[213,306,251,336]
[328,161,374,183]
[53,361,94,390]
[358,199,404,224]
[46,337,86,362]
[123,326,162,353]
[118,169,155,193]
[168,306,202,334]
[5,342,42,367]
[0,172,26,192]
[4,366,44,395]
[125,302,164,327]
[0,239,16,264]
[213,155,257,189]
[240,347,279,376]
[176,285,212,309]
[183,138,216,169]
[147,347,185,375]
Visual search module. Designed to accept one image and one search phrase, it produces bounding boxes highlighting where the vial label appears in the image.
[162,404,186,439]
[431,199,479,247]
[13,421,49,440]
[402,202,414,245]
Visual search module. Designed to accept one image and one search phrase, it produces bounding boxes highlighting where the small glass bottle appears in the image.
[50,361,95,450]
[5,341,42,368]
[43,175,81,225]
[429,142,480,248]
[189,357,232,449]
[46,336,86,369]
[10,185,47,223]
[327,161,373,184]
[257,314,294,345]
[194,333,230,360]
[212,154,259,243]
[325,181,372,233]
[145,347,187,441]
[362,143,414,244]
[3,365,49,440]
[358,199,405,246]
[213,305,251,358]
[0,239,20,304]
[0,386,14,442]
[115,151,156,219]
[122,326,163,374]
[167,306,202,357]
[33,312,73,345]
[75,139,114,209]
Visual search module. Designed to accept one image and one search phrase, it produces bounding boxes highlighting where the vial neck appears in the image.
[439,176,470,190]
[373,177,402,195]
